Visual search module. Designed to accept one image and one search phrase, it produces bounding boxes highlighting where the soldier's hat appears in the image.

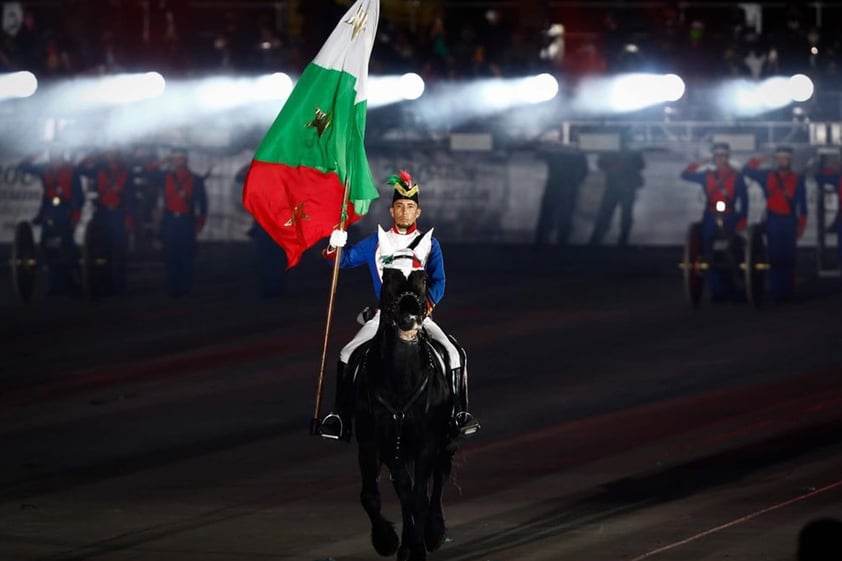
[712,142,730,154]
[387,170,420,205]
[775,145,794,157]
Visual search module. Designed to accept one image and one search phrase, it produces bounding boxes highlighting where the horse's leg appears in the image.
[425,444,454,552]
[390,463,417,561]
[401,445,440,561]
[359,443,398,556]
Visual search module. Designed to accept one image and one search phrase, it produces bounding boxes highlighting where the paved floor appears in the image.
[1,244,841,560]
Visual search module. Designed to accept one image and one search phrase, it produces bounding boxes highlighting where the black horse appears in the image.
[349,242,457,561]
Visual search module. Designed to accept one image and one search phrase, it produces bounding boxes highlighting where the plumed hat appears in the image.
[387,170,420,204]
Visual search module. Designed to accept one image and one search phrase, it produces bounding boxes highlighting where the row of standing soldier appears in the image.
[18,146,208,298]
[681,142,809,303]
[538,141,839,303]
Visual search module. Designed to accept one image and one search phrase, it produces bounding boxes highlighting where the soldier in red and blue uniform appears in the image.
[128,143,164,254]
[742,146,808,302]
[18,149,84,294]
[680,142,748,300]
[78,148,136,294]
[160,148,207,297]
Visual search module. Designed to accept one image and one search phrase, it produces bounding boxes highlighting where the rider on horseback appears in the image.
[319,170,480,442]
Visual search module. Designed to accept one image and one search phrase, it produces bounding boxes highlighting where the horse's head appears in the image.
[378,226,434,334]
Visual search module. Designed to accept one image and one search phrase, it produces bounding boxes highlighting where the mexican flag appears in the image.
[243,0,380,268]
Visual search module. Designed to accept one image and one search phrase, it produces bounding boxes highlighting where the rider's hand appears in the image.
[329,229,347,248]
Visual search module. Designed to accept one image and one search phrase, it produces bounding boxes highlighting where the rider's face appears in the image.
[776,154,792,170]
[714,153,729,168]
[390,200,421,230]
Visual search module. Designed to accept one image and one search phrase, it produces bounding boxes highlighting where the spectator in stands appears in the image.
[479,9,508,77]
[450,24,481,78]
[13,8,44,72]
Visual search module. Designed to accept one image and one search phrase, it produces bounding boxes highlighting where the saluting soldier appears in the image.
[742,146,807,302]
[679,142,749,300]
[78,147,136,294]
[18,147,85,294]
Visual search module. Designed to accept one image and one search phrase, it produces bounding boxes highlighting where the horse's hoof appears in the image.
[424,515,447,552]
[371,521,398,556]
[397,544,426,561]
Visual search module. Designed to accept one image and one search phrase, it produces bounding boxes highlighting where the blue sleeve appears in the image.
[741,167,769,191]
[339,231,377,269]
[75,157,99,179]
[735,174,748,220]
[193,176,208,217]
[18,161,43,177]
[425,238,446,307]
[679,169,706,184]
[796,175,807,218]
[72,170,85,212]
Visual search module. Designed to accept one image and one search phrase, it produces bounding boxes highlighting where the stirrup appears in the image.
[319,413,345,440]
[454,411,480,437]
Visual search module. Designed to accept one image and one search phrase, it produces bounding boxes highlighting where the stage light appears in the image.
[758,76,791,107]
[519,73,559,104]
[254,72,294,101]
[718,75,810,116]
[789,74,814,102]
[662,74,686,102]
[0,71,38,100]
[603,73,685,112]
[82,72,166,104]
[399,73,425,100]
[368,74,426,108]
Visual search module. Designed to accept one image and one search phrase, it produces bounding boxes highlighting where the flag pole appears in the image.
[310,179,351,436]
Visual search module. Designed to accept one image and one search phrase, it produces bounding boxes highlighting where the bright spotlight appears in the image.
[520,73,559,104]
[254,72,294,101]
[662,74,686,102]
[87,72,166,104]
[789,74,814,102]
[399,73,425,100]
[0,71,38,100]
[758,76,791,108]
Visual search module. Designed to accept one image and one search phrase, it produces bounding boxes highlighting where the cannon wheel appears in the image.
[682,222,704,308]
[81,218,110,302]
[10,221,38,302]
[744,223,768,308]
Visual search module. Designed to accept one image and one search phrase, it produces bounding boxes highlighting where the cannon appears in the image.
[679,203,769,308]
[9,217,111,303]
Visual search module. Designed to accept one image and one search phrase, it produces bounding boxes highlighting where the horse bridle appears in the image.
[374,373,430,463]
[386,290,428,330]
